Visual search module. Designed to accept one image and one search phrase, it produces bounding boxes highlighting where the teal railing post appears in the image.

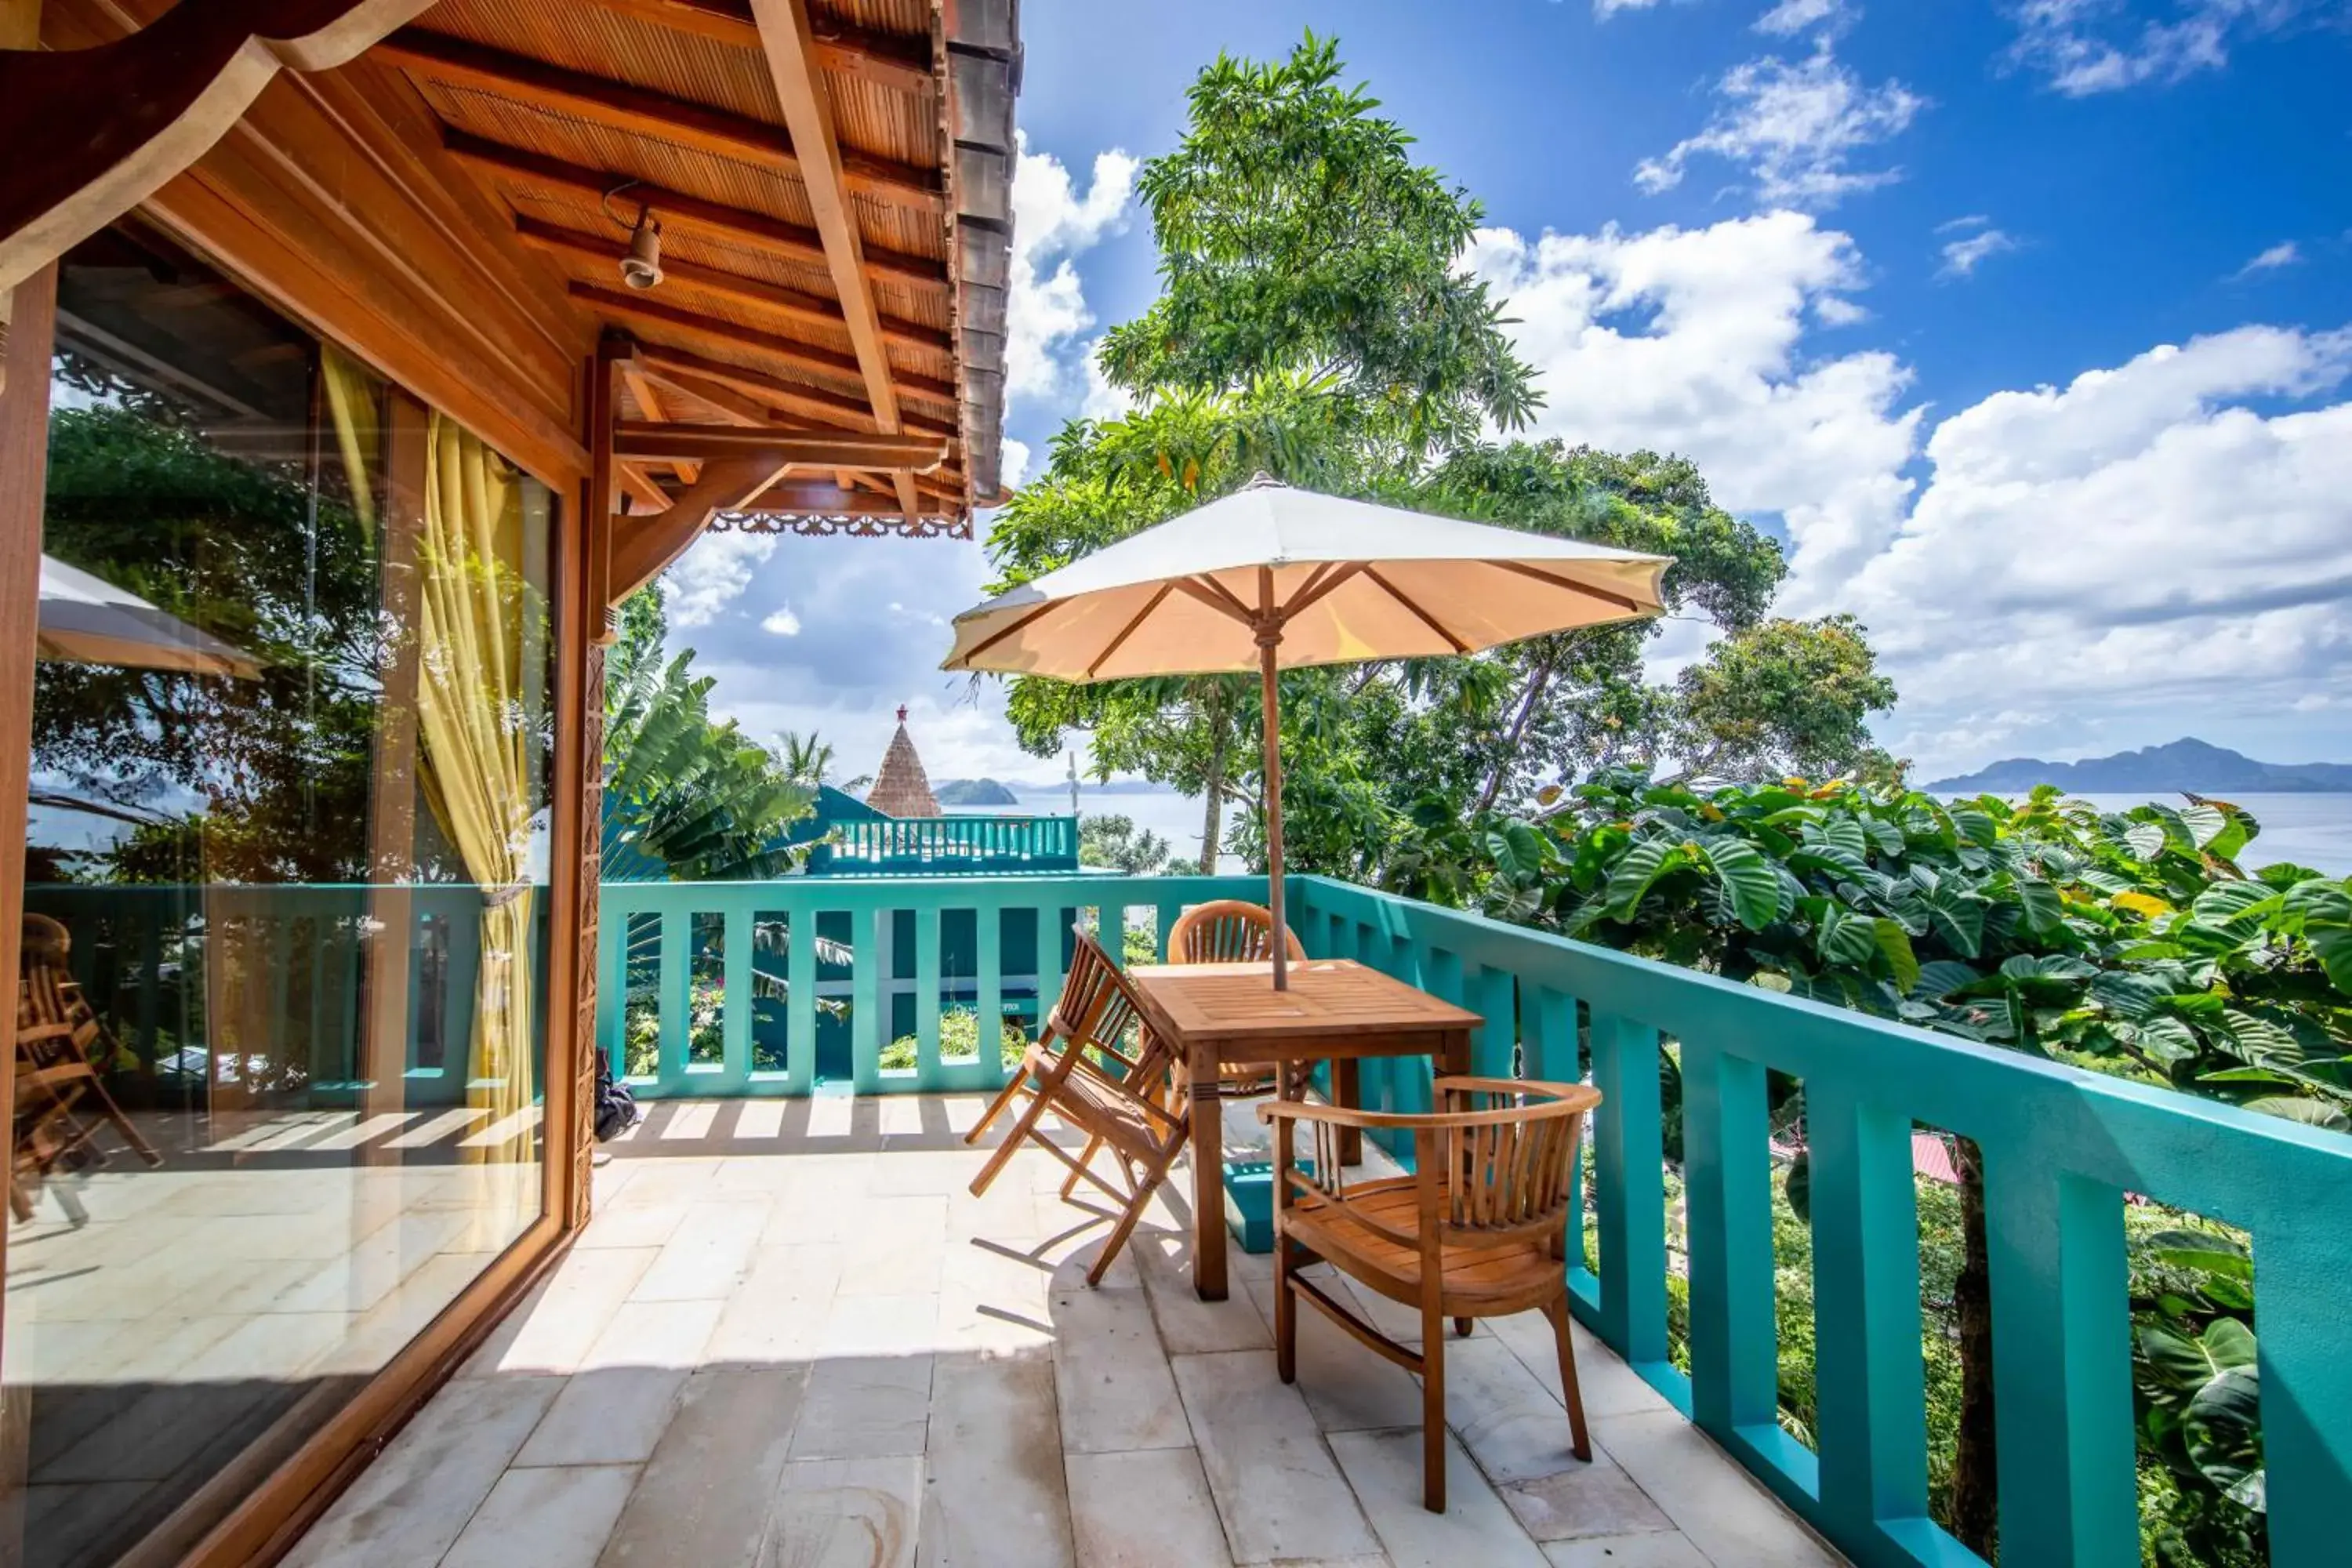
[913,902,943,1085]
[1588,1011,1671,1375]
[786,906,816,1094]
[658,906,688,1094]
[2259,1229,2352,1566]
[975,903,1005,1091]
[1471,964,1515,1080]
[851,907,884,1093]
[1155,901,1181,962]
[1985,1163,2138,1568]
[1036,905,1063,1029]
[1805,1080,1931,1541]
[597,899,626,1081]
[1679,1038,1779,1445]
[721,903,753,1092]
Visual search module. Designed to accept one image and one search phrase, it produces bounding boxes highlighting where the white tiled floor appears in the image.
[289,1094,1848,1567]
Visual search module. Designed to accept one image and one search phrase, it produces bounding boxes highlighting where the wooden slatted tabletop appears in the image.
[1127,959,1483,1301]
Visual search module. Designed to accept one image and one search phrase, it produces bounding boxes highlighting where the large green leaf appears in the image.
[1697,837,1780,929]
[1872,919,1921,994]
[1486,820,1548,879]
[2243,1095,2352,1132]
[2175,801,2229,851]
[1813,900,1878,967]
[2145,1229,2252,1283]
[2184,1366,2266,1512]
[1605,838,1691,920]
[1922,884,1986,958]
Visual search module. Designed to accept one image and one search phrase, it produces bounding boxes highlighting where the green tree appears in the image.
[1672,615,1900,782]
[1079,813,1171,875]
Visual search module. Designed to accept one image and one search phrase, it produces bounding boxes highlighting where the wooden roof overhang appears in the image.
[1,0,1020,630]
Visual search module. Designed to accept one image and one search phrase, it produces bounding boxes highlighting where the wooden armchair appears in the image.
[14,915,162,1221]
[1259,1075,1600,1512]
[964,927,1188,1286]
[1167,899,1308,1094]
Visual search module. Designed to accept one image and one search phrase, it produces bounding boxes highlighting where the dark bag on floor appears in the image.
[594,1049,641,1142]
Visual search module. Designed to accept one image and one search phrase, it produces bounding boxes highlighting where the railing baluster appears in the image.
[1681,1040,1778,1443]
[1471,964,1515,1079]
[598,898,627,1083]
[975,902,1005,1090]
[658,905,687,1094]
[851,907,884,1093]
[1589,1010,1671,1374]
[1986,1162,2138,1568]
[1155,901,1181,961]
[721,902,753,1091]
[1806,1082,1933,1537]
[1036,906,1063,1035]
[913,902,942,1087]
[2259,1229,2352,1566]
[786,905,815,1094]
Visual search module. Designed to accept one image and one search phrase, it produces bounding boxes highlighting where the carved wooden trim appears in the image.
[0,0,441,290]
[571,636,604,1230]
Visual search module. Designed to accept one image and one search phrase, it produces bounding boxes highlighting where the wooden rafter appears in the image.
[746,0,921,523]
[619,365,699,483]
[0,0,441,289]
[376,28,941,212]
[514,216,949,354]
[569,283,957,408]
[737,479,958,518]
[441,133,948,292]
[632,341,955,438]
[610,422,946,467]
[574,0,935,96]
[607,454,792,604]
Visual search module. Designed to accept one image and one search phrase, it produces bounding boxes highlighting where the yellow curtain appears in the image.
[415,410,539,1156]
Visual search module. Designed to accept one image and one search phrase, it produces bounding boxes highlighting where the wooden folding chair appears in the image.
[13,915,163,1221]
[964,926,1188,1286]
[1261,1075,1600,1512]
[1167,899,1309,1095]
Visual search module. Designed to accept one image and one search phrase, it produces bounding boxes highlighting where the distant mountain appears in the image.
[933,777,1022,807]
[1930,738,2352,794]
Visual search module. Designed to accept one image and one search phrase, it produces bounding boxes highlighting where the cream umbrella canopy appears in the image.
[38,554,263,679]
[942,477,1673,988]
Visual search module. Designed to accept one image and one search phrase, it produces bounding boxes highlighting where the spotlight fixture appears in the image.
[601,182,664,291]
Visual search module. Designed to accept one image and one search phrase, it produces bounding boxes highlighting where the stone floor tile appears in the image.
[1137,1231,1272,1356]
[792,1355,936,1460]
[284,1374,562,1567]
[1065,1448,1236,1568]
[1541,1532,1711,1567]
[1501,1458,1679,1547]
[1443,1336,1585,1486]
[577,1298,722,1370]
[1592,1411,1841,1568]
[515,1367,687,1467]
[706,1243,842,1366]
[1490,1312,1673,1420]
[768,1456,924,1568]
[1171,1350,1380,1565]
[1051,1286,1191,1454]
[1327,1427,1550,1568]
[572,1200,689,1250]
[627,1196,769,1301]
[441,1464,640,1568]
[919,1354,1076,1567]
[817,1290,942,1358]
[840,1196,952,1296]
[1241,1277,1425,1435]
[464,1248,658,1377]
[598,1365,808,1566]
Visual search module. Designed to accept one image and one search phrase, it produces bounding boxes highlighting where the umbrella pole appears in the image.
[1257,579,1288,991]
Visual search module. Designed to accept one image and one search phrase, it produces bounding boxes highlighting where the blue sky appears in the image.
[675,0,2352,790]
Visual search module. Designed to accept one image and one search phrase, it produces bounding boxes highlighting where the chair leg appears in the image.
[967,1083,1051,1198]
[1273,1240,1298,1384]
[1546,1295,1593,1462]
[1454,1316,1473,1338]
[1421,1287,1448,1512]
[964,1040,1047,1144]
[1058,1133,1103,1200]
[1083,1152,1167,1288]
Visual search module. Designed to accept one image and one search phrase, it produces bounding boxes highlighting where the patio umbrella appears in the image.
[37,554,263,680]
[941,477,1672,988]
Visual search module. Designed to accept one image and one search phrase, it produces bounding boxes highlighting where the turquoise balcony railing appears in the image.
[803,812,1080,875]
[29,871,2352,1566]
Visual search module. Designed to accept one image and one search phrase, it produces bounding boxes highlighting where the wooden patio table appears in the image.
[1126,957,1483,1301]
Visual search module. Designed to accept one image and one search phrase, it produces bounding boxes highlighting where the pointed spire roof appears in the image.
[865,705,942,818]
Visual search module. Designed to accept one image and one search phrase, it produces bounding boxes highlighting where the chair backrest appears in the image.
[1431,1077,1599,1244]
[1167,900,1305,966]
[1046,924,1162,1069]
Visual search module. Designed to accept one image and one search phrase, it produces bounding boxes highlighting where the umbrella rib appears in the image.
[956,599,1063,664]
[1171,575,1258,628]
[1278,561,1363,621]
[1361,565,1470,655]
[1490,560,1648,616]
[1085,581,1174,679]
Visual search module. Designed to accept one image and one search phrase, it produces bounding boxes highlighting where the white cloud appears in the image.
[1007,136,1138,406]
[2230,240,2303,280]
[666,531,778,627]
[1937,217,2019,278]
[1469,212,1920,589]
[1592,0,1669,16]
[1000,436,1033,491]
[760,604,801,637]
[1755,0,1853,36]
[1634,38,1925,209]
[2005,0,2316,95]
[1080,343,1138,422]
[1474,208,2352,781]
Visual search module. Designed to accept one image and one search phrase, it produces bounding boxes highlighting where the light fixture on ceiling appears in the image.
[601,182,664,291]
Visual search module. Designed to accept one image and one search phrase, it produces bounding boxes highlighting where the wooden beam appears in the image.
[607,454,792,603]
[376,28,942,212]
[631,340,956,438]
[611,421,946,467]
[441,132,949,292]
[617,363,700,482]
[745,479,959,518]
[747,0,920,524]
[569,282,957,408]
[514,216,949,354]
[616,461,671,510]
[575,0,936,95]
[0,0,441,290]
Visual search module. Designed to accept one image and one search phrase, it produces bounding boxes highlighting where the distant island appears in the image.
[1931,738,2352,794]
[933,778,1022,807]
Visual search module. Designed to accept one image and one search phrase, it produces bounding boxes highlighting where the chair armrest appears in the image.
[1258,1077,1599,1131]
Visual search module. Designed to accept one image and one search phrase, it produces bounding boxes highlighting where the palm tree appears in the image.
[602,649,818,882]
